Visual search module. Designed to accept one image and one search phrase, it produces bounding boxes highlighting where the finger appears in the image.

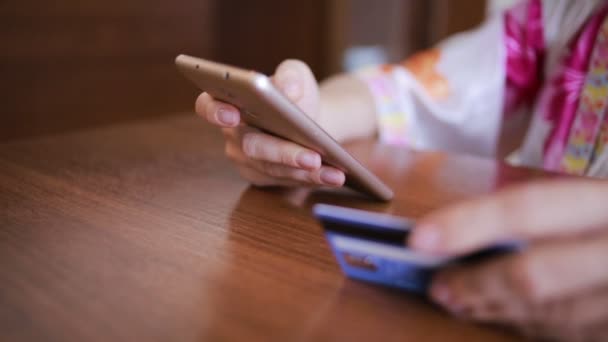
[242,131,322,170]
[429,239,608,326]
[429,257,524,322]
[272,59,320,118]
[436,266,608,342]
[312,166,346,187]
[409,180,608,255]
[195,92,241,127]
[223,128,344,186]
[224,126,266,165]
[499,235,608,304]
[252,161,345,187]
[223,125,264,164]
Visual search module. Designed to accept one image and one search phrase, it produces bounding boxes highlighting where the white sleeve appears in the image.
[356,14,506,158]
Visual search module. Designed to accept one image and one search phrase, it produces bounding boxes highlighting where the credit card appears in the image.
[313,204,521,294]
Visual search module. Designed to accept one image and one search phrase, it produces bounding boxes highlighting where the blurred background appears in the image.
[1,0,516,142]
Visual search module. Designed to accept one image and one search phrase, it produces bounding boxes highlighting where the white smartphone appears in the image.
[175,55,394,201]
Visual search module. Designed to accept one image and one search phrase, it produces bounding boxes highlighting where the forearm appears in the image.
[317,73,378,143]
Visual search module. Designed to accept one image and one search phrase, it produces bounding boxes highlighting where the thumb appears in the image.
[272,59,320,120]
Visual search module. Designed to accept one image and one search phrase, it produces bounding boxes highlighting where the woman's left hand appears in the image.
[409,179,608,341]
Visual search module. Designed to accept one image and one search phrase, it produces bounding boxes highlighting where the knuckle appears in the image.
[506,255,540,302]
[264,165,281,178]
[279,148,297,166]
[242,133,259,158]
[266,166,282,178]
[308,169,322,184]
[293,170,313,184]
[259,162,281,178]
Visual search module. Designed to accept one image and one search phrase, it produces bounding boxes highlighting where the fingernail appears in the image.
[320,169,345,186]
[283,81,301,101]
[410,225,441,252]
[297,151,321,169]
[217,109,238,126]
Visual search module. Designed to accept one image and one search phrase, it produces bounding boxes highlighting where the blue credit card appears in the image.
[313,204,522,294]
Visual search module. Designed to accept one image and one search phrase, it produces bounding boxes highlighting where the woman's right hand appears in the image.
[195,59,346,188]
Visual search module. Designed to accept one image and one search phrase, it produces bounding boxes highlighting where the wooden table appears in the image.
[0,115,546,341]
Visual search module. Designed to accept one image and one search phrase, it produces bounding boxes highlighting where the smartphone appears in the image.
[175,55,393,201]
[313,204,523,294]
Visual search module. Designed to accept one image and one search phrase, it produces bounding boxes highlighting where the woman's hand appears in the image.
[409,180,608,341]
[195,59,345,188]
